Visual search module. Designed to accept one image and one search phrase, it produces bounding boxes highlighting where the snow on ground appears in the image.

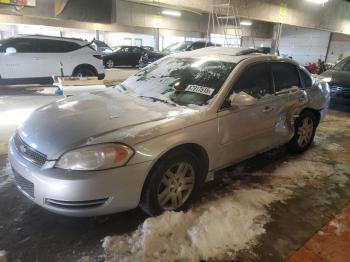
[103,143,349,262]
[0,161,12,192]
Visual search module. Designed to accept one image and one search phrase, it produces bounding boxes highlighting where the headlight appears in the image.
[55,144,134,171]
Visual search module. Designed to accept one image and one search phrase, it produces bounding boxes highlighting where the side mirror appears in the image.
[229,92,257,107]
[5,47,17,54]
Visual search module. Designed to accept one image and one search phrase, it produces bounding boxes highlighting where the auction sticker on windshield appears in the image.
[185,85,215,96]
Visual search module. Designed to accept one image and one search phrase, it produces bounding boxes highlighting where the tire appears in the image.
[73,67,96,77]
[105,59,114,69]
[288,111,317,153]
[140,149,202,216]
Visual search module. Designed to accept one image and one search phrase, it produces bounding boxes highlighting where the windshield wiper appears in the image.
[139,96,176,106]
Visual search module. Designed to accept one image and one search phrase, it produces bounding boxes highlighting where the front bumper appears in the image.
[8,137,151,217]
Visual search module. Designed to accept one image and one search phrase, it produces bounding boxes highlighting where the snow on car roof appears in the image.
[170,47,267,63]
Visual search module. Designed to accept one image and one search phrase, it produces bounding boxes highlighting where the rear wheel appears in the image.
[105,59,114,69]
[73,67,96,78]
[140,150,201,216]
[288,111,317,153]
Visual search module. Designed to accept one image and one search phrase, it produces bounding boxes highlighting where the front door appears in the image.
[0,38,41,79]
[217,62,277,168]
[117,46,132,66]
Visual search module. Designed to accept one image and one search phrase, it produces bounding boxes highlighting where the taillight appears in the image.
[93,54,102,60]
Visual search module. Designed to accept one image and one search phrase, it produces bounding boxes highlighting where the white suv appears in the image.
[0,35,105,85]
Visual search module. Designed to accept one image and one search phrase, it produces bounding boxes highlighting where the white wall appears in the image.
[0,24,16,39]
[104,32,154,48]
[241,37,271,48]
[279,25,330,65]
[0,23,62,38]
[210,34,241,47]
[62,28,95,41]
[326,33,350,63]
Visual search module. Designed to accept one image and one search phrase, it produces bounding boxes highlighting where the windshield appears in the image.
[333,57,350,71]
[121,57,236,106]
[163,42,192,53]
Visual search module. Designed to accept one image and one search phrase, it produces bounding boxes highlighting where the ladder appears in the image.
[206,0,255,47]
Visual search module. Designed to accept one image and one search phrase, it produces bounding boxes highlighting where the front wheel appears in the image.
[105,59,114,69]
[140,150,202,216]
[288,111,317,153]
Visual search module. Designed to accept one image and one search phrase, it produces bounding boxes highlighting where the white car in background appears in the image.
[0,35,105,85]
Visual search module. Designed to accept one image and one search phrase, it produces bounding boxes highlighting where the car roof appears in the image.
[170,47,298,65]
[14,34,88,45]
[113,45,141,48]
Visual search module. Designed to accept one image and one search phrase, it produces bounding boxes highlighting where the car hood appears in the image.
[17,90,203,159]
[321,70,350,87]
[144,51,166,58]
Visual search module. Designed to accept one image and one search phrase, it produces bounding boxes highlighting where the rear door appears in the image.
[37,39,66,77]
[39,39,81,77]
[270,62,307,144]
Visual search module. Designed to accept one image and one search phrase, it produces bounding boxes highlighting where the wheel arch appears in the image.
[72,64,98,76]
[300,107,321,126]
[139,143,210,203]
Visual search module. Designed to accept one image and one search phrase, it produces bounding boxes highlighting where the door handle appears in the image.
[262,106,274,113]
[32,57,40,60]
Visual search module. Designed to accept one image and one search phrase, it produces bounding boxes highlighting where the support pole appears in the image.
[154,28,160,51]
[325,32,333,63]
[95,30,100,41]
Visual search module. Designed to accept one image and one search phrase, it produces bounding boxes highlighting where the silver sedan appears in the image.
[8,47,330,216]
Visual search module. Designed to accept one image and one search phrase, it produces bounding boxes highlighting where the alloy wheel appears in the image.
[157,162,195,210]
[297,117,314,148]
[106,59,114,68]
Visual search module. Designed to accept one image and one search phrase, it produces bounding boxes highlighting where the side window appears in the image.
[132,47,141,53]
[272,63,300,92]
[233,63,273,99]
[120,47,131,53]
[39,40,80,53]
[0,39,11,52]
[194,42,205,49]
[300,69,312,87]
[11,38,40,53]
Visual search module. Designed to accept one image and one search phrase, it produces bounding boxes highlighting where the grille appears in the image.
[14,133,47,167]
[45,198,108,209]
[13,168,34,199]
